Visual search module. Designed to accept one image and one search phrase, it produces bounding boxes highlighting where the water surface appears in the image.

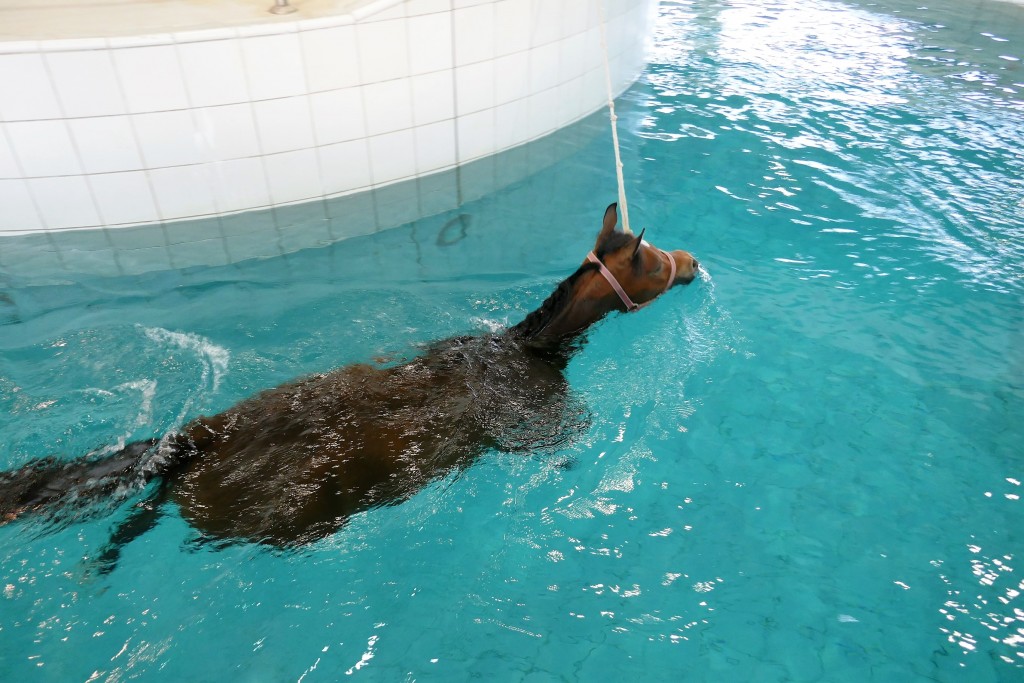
[2,1,1022,680]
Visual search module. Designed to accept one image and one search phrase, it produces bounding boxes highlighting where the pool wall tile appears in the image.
[175,38,250,108]
[310,87,366,145]
[363,80,414,136]
[194,104,262,162]
[457,109,495,163]
[530,42,562,94]
[208,158,272,213]
[368,129,417,184]
[372,180,422,229]
[456,153,496,204]
[0,0,659,243]
[355,19,410,83]
[414,119,457,174]
[319,139,373,194]
[493,1,531,57]
[44,50,126,118]
[90,171,160,225]
[415,171,459,217]
[493,52,530,106]
[300,26,361,92]
[411,71,454,126]
[68,116,144,174]
[407,13,453,75]
[453,4,494,66]
[253,96,316,155]
[264,148,323,204]
[104,223,168,251]
[225,230,278,264]
[168,237,232,269]
[494,99,530,151]
[116,245,175,275]
[239,32,306,101]
[0,53,63,121]
[6,119,82,177]
[0,132,18,177]
[149,165,219,220]
[326,191,378,241]
[527,1,559,48]
[0,179,43,233]
[29,176,101,229]
[112,44,190,114]
[455,61,495,115]
[133,109,205,167]
[220,208,276,237]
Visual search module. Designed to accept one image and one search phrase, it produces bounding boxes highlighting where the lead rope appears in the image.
[596,0,632,235]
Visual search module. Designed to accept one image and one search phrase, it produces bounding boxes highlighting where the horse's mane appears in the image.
[507,262,599,339]
[508,232,635,340]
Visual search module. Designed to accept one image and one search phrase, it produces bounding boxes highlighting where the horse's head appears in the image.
[587,202,700,310]
[511,203,700,345]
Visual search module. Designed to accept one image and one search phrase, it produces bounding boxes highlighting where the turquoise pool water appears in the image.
[2,0,1023,680]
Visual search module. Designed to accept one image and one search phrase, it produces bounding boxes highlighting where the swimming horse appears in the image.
[0,203,699,566]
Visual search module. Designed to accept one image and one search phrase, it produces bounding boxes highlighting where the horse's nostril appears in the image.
[692,258,700,270]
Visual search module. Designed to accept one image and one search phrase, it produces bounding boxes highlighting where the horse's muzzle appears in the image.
[671,251,700,285]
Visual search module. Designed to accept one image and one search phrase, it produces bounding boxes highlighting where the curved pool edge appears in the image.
[0,0,659,242]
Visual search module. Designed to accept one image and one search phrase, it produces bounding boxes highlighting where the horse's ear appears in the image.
[595,203,618,250]
[631,228,646,260]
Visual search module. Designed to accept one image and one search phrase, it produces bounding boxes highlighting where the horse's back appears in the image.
[169,360,481,544]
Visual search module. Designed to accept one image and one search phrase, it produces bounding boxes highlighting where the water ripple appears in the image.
[644,0,1024,294]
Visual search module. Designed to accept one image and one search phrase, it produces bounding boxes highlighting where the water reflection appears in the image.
[642,0,1024,294]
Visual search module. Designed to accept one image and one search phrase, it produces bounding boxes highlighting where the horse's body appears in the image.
[169,333,579,545]
[0,204,699,563]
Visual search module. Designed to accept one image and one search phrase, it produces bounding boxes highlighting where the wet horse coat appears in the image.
[0,204,699,558]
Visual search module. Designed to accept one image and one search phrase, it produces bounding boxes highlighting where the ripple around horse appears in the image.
[0,203,700,572]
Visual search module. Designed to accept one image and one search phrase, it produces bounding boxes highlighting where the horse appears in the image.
[0,203,699,569]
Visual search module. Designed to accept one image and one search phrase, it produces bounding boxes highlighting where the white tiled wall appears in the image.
[0,0,659,235]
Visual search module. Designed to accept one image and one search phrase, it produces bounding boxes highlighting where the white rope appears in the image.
[596,0,632,234]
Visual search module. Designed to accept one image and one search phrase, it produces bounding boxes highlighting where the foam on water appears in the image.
[141,326,230,394]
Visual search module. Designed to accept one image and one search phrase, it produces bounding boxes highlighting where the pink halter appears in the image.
[586,246,677,312]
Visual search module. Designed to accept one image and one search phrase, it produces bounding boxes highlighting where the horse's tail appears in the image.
[0,438,179,523]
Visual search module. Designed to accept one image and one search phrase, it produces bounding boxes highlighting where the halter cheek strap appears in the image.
[586,247,677,312]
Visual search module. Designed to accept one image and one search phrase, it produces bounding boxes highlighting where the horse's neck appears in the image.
[536,300,605,341]
[507,265,611,349]
[504,302,607,367]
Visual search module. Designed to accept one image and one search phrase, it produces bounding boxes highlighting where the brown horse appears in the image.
[0,203,699,566]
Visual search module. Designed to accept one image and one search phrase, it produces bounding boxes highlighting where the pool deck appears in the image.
[0,0,374,41]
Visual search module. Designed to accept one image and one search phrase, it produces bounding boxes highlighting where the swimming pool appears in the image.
[2,0,1022,680]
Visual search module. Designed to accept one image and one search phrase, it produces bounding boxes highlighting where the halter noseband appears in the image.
[586,246,678,312]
